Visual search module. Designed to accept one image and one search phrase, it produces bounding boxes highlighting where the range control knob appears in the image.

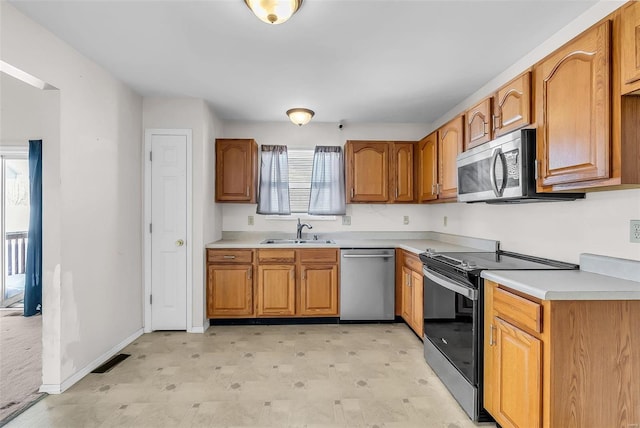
[425,248,436,256]
[467,261,477,268]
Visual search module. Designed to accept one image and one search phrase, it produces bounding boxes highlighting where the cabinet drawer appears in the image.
[494,287,542,334]
[207,249,253,263]
[403,251,422,272]
[257,249,296,263]
[299,248,338,264]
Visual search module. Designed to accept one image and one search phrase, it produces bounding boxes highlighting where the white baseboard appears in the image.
[189,319,209,334]
[39,328,144,394]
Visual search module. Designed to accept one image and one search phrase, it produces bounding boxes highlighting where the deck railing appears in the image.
[6,231,28,276]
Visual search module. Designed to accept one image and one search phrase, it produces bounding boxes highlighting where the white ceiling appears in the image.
[9,0,597,124]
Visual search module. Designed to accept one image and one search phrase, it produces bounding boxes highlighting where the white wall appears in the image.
[221,121,431,233]
[1,2,143,391]
[427,190,640,264]
[143,97,223,330]
[1,72,45,143]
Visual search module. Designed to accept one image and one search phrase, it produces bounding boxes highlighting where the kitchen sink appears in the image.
[260,238,336,245]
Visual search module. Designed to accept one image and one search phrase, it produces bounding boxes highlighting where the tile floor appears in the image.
[6,323,496,427]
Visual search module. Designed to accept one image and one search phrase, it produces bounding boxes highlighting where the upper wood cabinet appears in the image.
[215,139,258,202]
[345,141,415,203]
[621,1,640,95]
[346,141,390,202]
[391,142,415,202]
[493,71,532,137]
[464,98,493,150]
[437,116,464,200]
[534,21,612,188]
[416,132,438,202]
[464,72,532,151]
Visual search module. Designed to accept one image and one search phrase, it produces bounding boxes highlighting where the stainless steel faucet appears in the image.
[296,218,313,239]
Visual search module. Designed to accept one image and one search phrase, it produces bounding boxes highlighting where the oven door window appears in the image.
[424,281,476,385]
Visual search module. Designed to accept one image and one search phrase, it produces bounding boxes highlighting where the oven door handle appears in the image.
[423,267,478,301]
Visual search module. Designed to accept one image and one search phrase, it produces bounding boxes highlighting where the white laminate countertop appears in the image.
[482,268,640,301]
[206,231,499,256]
[205,238,483,256]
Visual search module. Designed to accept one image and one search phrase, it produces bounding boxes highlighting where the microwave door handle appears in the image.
[490,148,501,197]
[497,151,507,196]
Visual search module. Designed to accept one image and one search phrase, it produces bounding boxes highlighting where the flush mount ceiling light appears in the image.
[244,0,304,25]
[286,108,315,126]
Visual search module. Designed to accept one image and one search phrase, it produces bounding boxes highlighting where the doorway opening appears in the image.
[0,153,30,308]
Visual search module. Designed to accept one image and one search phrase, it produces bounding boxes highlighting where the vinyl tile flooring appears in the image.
[6,323,496,428]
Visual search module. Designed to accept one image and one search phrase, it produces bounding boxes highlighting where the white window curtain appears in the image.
[308,146,346,215]
[257,145,291,215]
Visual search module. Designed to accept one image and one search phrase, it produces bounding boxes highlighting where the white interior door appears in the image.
[151,134,187,330]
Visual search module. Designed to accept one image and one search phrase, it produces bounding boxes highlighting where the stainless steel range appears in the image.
[419,249,578,422]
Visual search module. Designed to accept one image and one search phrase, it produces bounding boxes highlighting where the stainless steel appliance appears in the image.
[420,249,578,421]
[457,129,585,203]
[340,249,395,321]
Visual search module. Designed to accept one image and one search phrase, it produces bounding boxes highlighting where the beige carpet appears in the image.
[0,309,43,423]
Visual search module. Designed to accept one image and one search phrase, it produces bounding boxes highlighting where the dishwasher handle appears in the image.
[342,254,394,259]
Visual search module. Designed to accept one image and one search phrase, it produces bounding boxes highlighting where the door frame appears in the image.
[143,129,193,333]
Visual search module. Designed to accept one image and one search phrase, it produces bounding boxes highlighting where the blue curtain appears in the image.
[24,140,42,317]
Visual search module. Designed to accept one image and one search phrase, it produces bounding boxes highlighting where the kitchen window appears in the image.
[266,148,340,219]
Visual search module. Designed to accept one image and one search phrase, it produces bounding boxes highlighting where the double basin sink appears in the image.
[260,238,336,245]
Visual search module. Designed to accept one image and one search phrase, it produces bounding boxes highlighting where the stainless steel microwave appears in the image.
[456,129,584,203]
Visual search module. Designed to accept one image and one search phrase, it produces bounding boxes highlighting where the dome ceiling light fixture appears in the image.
[286,108,315,126]
[244,0,304,25]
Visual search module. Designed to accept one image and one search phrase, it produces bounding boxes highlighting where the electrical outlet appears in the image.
[443,216,448,227]
[631,220,640,243]
[342,215,351,226]
[403,215,409,225]
[248,215,254,226]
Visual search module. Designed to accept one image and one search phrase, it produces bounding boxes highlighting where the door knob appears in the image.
[176,239,185,247]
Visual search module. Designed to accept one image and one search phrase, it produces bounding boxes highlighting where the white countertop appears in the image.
[481,269,640,301]
[206,232,497,254]
[205,238,485,256]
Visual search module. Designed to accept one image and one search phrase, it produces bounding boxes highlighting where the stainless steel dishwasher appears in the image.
[339,249,395,321]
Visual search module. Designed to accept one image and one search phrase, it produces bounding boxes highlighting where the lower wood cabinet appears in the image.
[299,263,339,316]
[257,264,296,316]
[257,248,339,317]
[484,279,640,428]
[206,249,254,318]
[398,250,423,337]
[206,247,340,319]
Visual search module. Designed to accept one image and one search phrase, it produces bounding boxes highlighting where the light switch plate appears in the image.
[403,216,409,225]
[342,215,351,226]
[631,220,640,243]
[248,215,254,226]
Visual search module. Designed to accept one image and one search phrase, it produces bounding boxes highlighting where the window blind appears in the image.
[287,149,314,213]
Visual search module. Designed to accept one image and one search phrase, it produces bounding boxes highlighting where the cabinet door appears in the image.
[346,141,389,202]
[410,269,423,337]
[401,266,413,322]
[494,72,532,137]
[465,98,493,150]
[493,317,542,428]
[417,132,438,202]
[621,1,640,95]
[299,264,339,316]
[391,142,415,202]
[257,264,296,316]
[438,116,464,200]
[215,139,257,202]
[535,21,611,187]
[207,264,253,317]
